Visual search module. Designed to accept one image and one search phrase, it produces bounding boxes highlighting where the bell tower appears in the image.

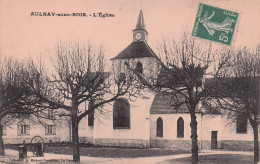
[133,10,148,42]
[111,10,162,79]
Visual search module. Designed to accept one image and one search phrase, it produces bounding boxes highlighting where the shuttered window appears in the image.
[45,125,56,135]
[17,123,30,136]
[47,110,54,119]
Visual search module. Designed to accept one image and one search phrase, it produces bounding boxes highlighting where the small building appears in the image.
[3,110,71,144]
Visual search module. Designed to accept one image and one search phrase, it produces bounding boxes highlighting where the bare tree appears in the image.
[208,46,260,164]
[126,33,228,164]
[33,41,141,162]
[0,57,47,155]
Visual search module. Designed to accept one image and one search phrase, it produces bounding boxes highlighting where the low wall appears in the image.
[94,138,150,148]
[151,139,223,150]
[3,137,61,144]
[79,137,94,144]
[220,140,254,151]
[201,140,221,150]
[151,139,256,151]
[151,139,192,150]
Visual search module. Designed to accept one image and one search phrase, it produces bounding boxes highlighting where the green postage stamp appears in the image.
[192,3,239,46]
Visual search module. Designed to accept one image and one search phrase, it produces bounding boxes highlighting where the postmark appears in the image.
[192,3,239,46]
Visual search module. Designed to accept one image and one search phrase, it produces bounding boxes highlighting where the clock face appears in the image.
[135,33,142,40]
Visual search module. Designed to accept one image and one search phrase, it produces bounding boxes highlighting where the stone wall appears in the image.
[78,137,94,144]
[150,139,192,150]
[220,140,254,151]
[200,140,221,150]
[94,138,150,148]
[3,137,60,144]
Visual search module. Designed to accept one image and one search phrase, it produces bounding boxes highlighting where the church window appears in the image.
[88,111,94,127]
[177,117,184,138]
[119,73,126,82]
[113,98,130,129]
[135,62,143,74]
[236,113,247,134]
[88,101,94,127]
[156,117,163,137]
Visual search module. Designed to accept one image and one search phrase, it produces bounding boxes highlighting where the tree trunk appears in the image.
[71,112,80,162]
[190,112,199,164]
[0,125,5,156]
[253,124,259,164]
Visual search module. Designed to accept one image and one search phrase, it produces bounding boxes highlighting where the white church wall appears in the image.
[221,115,255,141]
[150,114,193,140]
[200,114,259,151]
[92,90,155,148]
[200,114,223,150]
[150,113,202,150]
[77,101,95,144]
[219,115,259,151]
[78,115,94,143]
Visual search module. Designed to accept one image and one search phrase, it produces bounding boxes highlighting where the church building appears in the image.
[77,10,258,151]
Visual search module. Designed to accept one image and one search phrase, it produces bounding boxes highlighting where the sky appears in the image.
[0,0,260,63]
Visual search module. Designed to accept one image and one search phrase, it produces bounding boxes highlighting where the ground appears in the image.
[159,154,253,164]
[5,142,189,158]
[3,143,255,164]
[45,147,189,158]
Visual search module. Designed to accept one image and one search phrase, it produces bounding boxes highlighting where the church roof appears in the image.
[150,92,200,114]
[111,41,161,61]
[134,10,146,30]
[150,77,260,115]
[150,92,221,114]
[204,77,260,98]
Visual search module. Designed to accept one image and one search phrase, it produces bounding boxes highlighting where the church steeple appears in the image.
[135,10,146,30]
[133,10,148,42]
[111,9,162,78]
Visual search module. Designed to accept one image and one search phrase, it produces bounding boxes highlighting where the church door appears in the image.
[211,131,218,149]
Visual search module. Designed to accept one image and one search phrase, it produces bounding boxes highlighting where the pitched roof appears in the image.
[150,92,200,114]
[150,92,221,114]
[157,68,186,88]
[111,41,161,61]
[204,77,260,98]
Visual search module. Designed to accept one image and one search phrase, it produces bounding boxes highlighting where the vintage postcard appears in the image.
[0,0,259,163]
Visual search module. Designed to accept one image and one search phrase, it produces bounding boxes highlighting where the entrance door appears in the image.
[211,131,218,149]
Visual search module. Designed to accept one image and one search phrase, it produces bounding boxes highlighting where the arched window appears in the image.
[177,117,184,138]
[135,62,143,74]
[236,113,247,134]
[118,73,126,82]
[156,117,163,137]
[88,111,94,127]
[88,101,94,126]
[113,98,130,129]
